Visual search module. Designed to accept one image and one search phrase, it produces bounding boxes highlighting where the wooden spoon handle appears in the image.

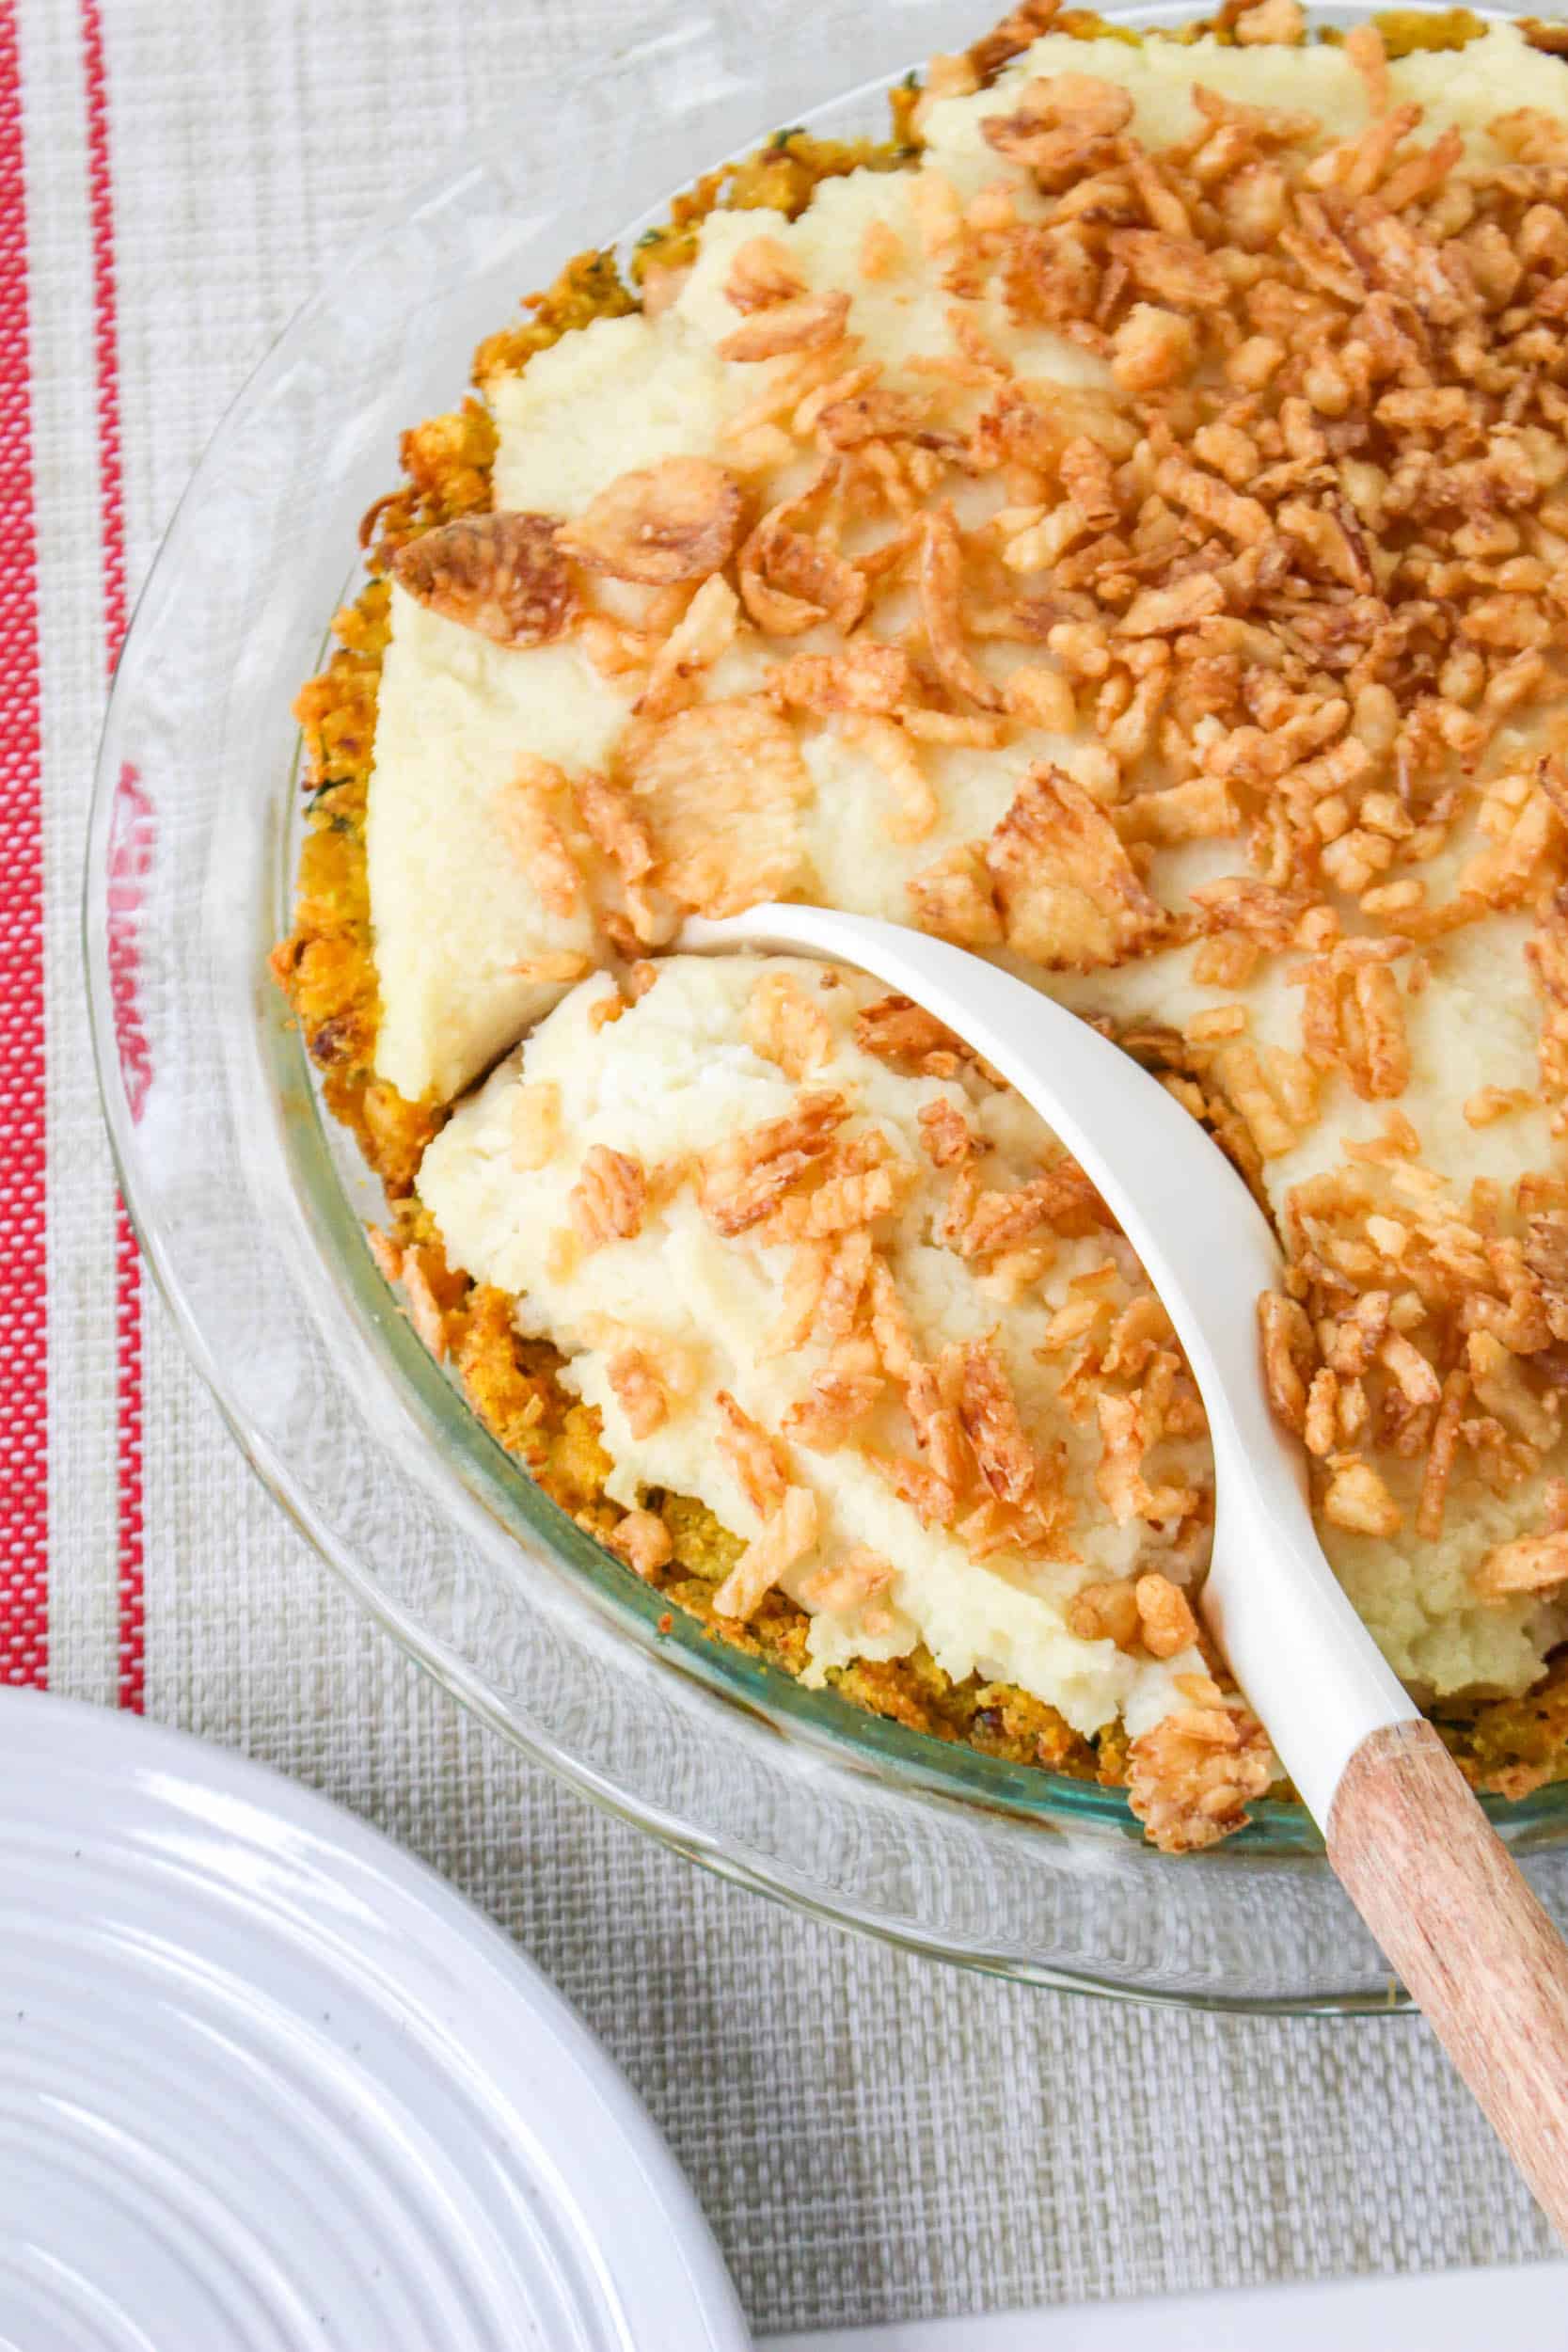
[1327,1718,1568,2238]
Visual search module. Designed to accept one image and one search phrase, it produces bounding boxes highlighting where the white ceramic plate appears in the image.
[0,1690,748,2352]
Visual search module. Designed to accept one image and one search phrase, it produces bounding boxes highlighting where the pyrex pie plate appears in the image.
[85,0,1568,2009]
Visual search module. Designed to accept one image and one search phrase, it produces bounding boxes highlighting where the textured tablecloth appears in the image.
[8,0,1560,2331]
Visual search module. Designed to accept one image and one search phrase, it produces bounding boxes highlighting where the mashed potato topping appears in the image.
[339,6,1568,1842]
[372,22,1568,1097]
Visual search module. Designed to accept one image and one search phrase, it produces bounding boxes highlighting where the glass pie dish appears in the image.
[87,0,1568,2010]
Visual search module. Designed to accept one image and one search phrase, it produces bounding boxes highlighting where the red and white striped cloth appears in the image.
[6,0,139,1708]
[3,0,1559,2330]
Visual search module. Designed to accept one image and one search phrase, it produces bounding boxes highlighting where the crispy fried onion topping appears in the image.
[718,289,851,361]
[607,1509,673,1580]
[738,467,867,638]
[1259,1142,1568,1552]
[712,1478,818,1621]
[698,1091,851,1236]
[569,1144,647,1248]
[981,72,1134,191]
[391,511,574,645]
[557,457,745,586]
[620,696,811,915]
[987,765,1172,968]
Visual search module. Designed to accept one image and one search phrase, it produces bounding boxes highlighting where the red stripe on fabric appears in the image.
[0,0,49,1687]
[107,767,151,1712]
[81,0,143,1709]
[106,767,154,1124]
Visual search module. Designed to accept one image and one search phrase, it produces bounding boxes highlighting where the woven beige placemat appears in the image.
[14,0,1556,2328]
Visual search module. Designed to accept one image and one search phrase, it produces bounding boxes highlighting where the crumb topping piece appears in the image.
[1128,1701,1274,1853]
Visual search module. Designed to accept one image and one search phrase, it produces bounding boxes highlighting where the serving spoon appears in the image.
[684,900,1568,2235]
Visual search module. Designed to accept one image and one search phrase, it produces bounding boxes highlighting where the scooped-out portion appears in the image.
[419,950,1274,1850]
